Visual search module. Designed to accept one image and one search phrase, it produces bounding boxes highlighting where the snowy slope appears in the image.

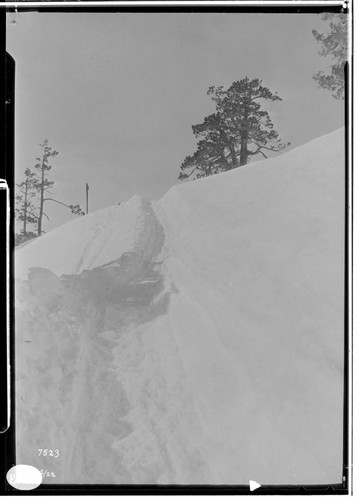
[15,129,345,486]
[15,196,158,279]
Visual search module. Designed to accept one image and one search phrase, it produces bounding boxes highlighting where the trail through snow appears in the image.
[16,199,177,483]
[15,129,345,485]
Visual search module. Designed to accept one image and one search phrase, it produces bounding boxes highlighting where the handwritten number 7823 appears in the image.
[38,449,60,458]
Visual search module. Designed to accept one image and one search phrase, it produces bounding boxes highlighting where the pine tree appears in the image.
[15,140,86,241]
[34,139,58,236]
[15,168,38,241]
[179,78,289,181]
[312,13,348,100]
[33,140,85,235]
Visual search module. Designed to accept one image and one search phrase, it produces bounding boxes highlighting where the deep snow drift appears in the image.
[15,129,345,486]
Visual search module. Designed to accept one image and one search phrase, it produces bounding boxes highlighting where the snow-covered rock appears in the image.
[15,129,344,485]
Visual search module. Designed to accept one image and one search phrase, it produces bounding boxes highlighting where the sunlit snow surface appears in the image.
[15,129,345,485]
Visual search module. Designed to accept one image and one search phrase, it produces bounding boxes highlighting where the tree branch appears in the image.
[43,197,71,209]
[249,147,268,158]
[27,210,39,219]
[251,142,285,153]
[251,94,265,101]
[185,165,201,179]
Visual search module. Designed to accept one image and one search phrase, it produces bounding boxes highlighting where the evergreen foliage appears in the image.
[179,78,289,181]
[312,13,348,100]
[35,139,59,236]
[15,231,38,247]
[15,168,38,238]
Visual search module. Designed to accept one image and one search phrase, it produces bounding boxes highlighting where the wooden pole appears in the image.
[86,182,89,214]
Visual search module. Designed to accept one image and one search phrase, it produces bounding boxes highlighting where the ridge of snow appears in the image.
[15,195,155,279]
[154,127,344,225]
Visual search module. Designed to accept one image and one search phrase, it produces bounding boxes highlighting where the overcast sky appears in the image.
[7,11,344,233]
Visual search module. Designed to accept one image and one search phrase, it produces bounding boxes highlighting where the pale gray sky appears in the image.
[7,11,344,232]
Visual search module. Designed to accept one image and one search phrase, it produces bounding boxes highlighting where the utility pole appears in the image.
[86,182,89,214]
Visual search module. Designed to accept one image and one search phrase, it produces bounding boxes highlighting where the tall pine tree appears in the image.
[15,168,38,241]
[35,139,58,236]
[179,78,289,181]
[15,140,85,243]
[34,140,85,236]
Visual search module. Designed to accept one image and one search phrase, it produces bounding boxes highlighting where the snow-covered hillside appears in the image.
[15,129,345,486]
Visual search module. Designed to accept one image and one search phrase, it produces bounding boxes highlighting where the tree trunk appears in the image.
[239,138,248,166]
[38,158,45,236]
[239,106,249,166]
[23,179,28,236]
[229,145,238,168]
[220,152,227,170]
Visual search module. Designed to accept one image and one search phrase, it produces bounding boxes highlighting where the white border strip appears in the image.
[0,181,10,433]
[350,0,355,494]
[348,9,353,492]
[5,0,352,493]
[0,1,348,7]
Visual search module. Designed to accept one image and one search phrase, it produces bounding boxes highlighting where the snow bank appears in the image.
[15,129,345,486]
[15,195,155,279]
[152,128,345,484]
